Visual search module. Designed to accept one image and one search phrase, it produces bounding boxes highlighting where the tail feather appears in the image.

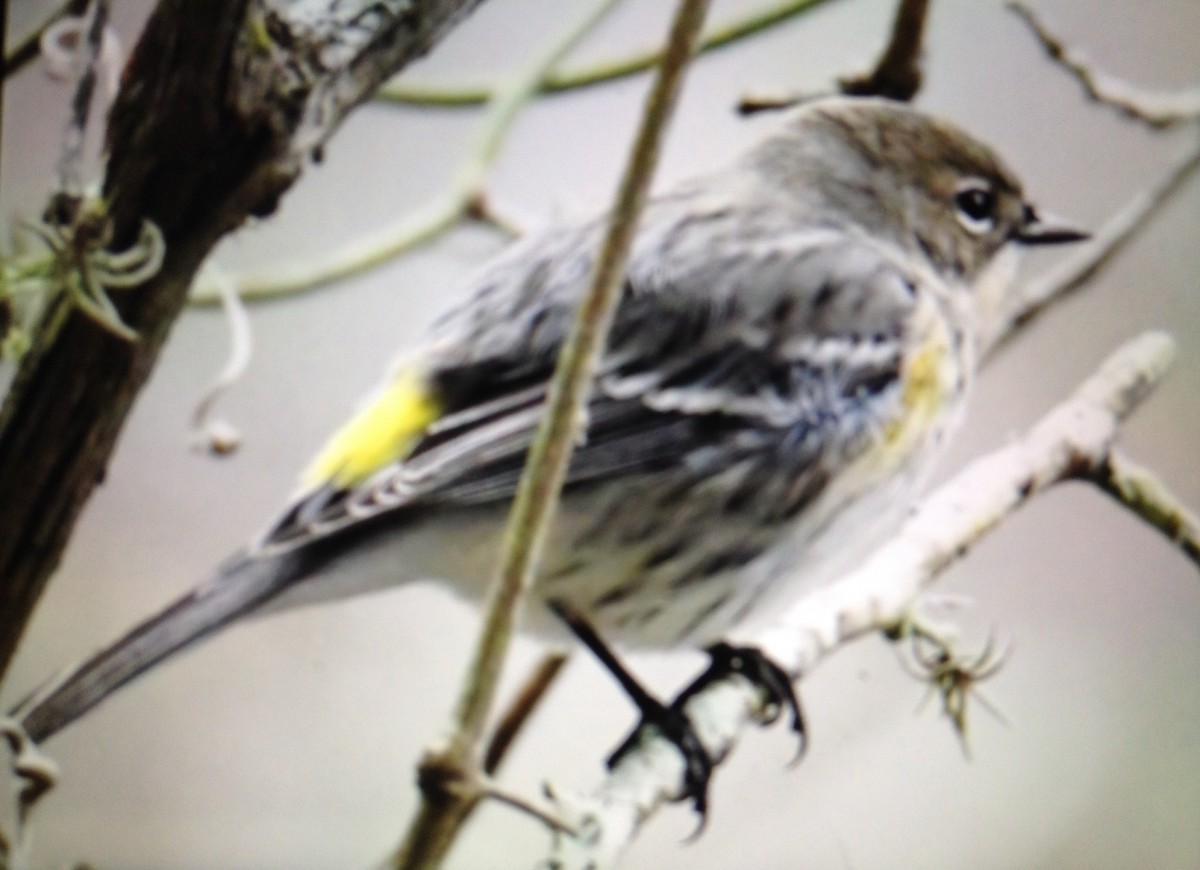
[11,553,301,744]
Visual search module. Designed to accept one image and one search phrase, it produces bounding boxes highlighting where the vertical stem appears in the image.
[449,0,711,754]
[392,0,712,866]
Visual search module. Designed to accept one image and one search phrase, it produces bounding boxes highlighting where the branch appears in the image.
[543,331,1180,868]
[0,0,90,81]
[483,652,571,775]
[391,1,711,867]
[186,0,839,306]
[376,0,835,107]
[738,0,931,114]
[188,0,624,307]
[837,0,930,101]
[983,133,1200,357]
[1008,2,1200,128]
[0,0,489,683]
[1093,449,1200,569]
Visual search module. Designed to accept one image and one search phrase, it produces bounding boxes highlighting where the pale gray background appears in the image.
[2,1,1198,868]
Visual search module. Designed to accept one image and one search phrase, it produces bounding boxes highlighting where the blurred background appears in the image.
[2,1,1198,867]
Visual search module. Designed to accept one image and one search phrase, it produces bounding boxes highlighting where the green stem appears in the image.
[391,0,711,866]
[377,0,835,106]
[190,0,632,307]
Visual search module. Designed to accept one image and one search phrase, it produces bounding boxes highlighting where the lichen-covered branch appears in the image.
[543,331,1179,869]
[1093,449,1200,569]
[0,0,489,683]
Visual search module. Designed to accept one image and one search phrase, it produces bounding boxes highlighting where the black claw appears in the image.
[607,697,714,827]
[691,643,807,763]
[550,600,716,826]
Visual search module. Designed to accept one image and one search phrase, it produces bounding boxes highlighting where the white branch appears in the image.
[543,330,1177,869]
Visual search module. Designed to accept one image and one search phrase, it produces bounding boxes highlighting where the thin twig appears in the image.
[0,0,90,81]
[184,0,837,306]
[376,0,834,107]
[545,332,1179,868]
[484,652,570,774]
[189,0,626,307]
[477,777,578,835]
[370,654,570,870]
[984,134,1200,357]
[391,1,711,867]
[1008,2,1200,128]
[1094,449,1200,569]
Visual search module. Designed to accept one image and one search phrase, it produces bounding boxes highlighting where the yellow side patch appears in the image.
[882,340,947,448]
[303,369,440,489]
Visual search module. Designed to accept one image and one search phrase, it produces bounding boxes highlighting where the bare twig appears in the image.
[391,1,711,866]
[544,331,1179,868]
[1094,449,1200,569]
[1008,2,1200,128]
[0,0,90,81]
[376,0,834,107]
[838,0,930,101]
[984,134,1200,356]
[484,652,570,774]
[368,654,570,870]
[738,0,930,113]
[190,0,622,307]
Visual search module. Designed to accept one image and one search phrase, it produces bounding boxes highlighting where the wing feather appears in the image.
[259,190,920,552]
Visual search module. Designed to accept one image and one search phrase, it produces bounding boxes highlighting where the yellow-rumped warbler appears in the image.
[13,97,1084,749]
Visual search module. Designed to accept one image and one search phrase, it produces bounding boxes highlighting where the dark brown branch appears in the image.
[737,0,931,114]
[0,0,488,683]
[483,652,569,774]
[838,0,930,101]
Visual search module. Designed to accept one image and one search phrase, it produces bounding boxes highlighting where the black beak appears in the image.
[1014,205,1089,246]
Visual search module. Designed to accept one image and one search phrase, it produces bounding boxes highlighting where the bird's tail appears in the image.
[10,553,301,744]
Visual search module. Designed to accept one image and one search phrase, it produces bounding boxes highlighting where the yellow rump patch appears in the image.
[303,369,441,489]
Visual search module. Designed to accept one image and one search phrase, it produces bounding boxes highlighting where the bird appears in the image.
[11,98,1085,784]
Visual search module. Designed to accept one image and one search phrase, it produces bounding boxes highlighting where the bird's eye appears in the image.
[954,181,998,234]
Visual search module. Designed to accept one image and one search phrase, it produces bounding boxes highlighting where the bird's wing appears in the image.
[259,195,922,551]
